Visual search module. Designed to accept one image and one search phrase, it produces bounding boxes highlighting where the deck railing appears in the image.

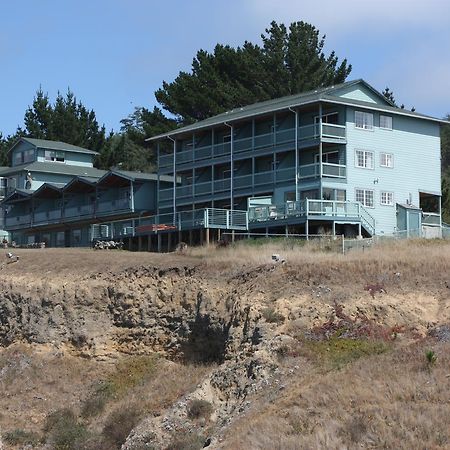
[248,199,376,235]
[159,163,346,203]
[159,123,347,168]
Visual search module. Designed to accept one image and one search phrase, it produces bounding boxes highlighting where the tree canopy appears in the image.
[155,21,352,124]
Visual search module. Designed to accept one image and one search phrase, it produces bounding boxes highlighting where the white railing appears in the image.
[422,212,441,226]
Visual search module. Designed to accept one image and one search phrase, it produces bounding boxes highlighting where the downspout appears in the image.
[167,136,176,224]
[224,122,233,210]
[288,107,299,202]
[130,180,135,212]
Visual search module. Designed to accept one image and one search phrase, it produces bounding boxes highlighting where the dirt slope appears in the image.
[0,243,449,449]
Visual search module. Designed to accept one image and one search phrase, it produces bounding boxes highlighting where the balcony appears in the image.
[5,214,31,228]
[248,199,375,236]
[158,163,346,204]
[33,209,62,225]
[64,204,95,220]
[159,123,347,169]
[97,198,131,215]
[299,162,346,180]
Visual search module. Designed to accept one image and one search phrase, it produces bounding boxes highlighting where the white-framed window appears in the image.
[355,149,374,169]
[45,150,65,162]
[356,188,374,208]
[380,191,394,206]
[380,115,393,130]
[355,111,374,130]
[380,152,393,168]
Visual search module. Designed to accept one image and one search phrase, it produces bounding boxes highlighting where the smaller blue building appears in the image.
[0,137,173,247]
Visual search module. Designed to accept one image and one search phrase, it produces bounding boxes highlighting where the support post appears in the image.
[157,233,162,253]
[306,219,309,241]
[225,122,234,210]
[148,234,152,252]
[168,136,176,224]
[358,222,362,238]
[206,228,210,246]
[189,230,193,246]
[319,103,323,200]
[167,232,171,252]
[138,235,142,251]
[332,221,336,237]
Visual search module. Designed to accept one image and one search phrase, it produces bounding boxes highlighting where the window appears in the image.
[355,111,373,130]
[381,191,394,206]
[45,150,65,162]
[356,189,374,208]
[14,151,23,165]
[23,149,34,163]
[355,150,374,169]
[380,115,393,130]
[380,152,393,168]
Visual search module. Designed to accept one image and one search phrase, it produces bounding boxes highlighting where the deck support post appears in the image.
[285,225,289,237]
[358,222,362,238]
[148,234,152,252]
[167,232,172,252]
[157,233,162,253]
[232,230,235,243]
[332,221,336,237]
[200,228,204,246]
[306,220,309,241]
[265,227,269,238]
[206,228,210,246]
[189,230,193,246]
[138,235,142,251]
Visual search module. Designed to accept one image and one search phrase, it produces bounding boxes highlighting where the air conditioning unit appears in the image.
[122,227,134,235]
[99,224,110,238]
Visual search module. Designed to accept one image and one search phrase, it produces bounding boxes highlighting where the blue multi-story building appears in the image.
[147,79,444,242]
[1,79,446,249]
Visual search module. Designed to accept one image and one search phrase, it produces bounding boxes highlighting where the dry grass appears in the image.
[221,340,450,450]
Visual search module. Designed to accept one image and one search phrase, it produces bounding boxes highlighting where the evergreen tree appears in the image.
[155,20,352,123]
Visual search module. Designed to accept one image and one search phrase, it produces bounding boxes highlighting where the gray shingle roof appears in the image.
[146,79,448,141]
[0,161,107,178]
[8,137,99,155]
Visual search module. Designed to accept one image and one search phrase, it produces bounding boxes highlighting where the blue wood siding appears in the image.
[345,106,441,234]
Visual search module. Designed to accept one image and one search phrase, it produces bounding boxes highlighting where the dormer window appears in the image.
[45,150,65,162]
[23,149,34,163]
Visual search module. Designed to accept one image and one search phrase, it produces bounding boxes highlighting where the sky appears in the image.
[1,0,449,136]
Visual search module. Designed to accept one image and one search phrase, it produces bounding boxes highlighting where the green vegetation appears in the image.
[425,349,437,367]
[44,408,88,450]
[304,336,390,369]
[3,428,40,445]
[262,307,285,324]
[101,406,143,449]
[81,355,158,417]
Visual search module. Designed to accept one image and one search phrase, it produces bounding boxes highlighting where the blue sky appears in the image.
[1,0,449,136]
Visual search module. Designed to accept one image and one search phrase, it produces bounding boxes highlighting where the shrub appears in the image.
[166,431,205,450]
[425,350,437,366]
[3,428,40,445]
[44,408,88,450]
[262,307,285,324]
[81,380,114,418]
[101,406,142,449]
[187,399,213,420]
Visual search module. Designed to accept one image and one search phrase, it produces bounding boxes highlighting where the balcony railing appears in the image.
[422,212,441,226]
[5,214,31,227]
[248,200,376,235]
[159,163,346,203]
[159,123,347,168]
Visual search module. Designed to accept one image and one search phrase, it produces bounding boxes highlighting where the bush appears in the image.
[102,406,142,449]
[187,399,213,420]
[3,428,40,445]
[81,380,114,417]
[262,307,285,324]
[166,431,205,450]
[44,408,88,450]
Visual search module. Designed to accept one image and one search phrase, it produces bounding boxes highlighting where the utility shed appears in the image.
[396,203,422,237]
